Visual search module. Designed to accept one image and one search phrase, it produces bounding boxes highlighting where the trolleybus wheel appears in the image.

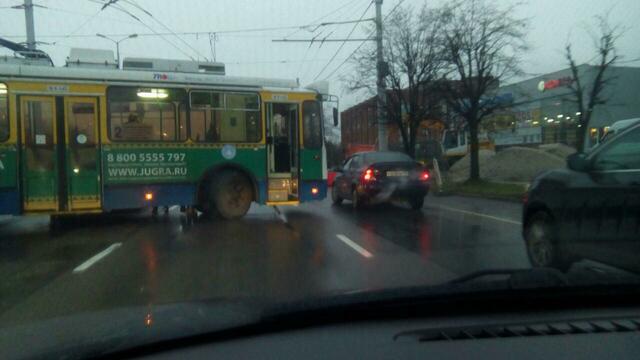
[211,170,253,219]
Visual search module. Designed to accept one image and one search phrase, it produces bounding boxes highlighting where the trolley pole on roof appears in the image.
[24,0,36,50]
[375,0,388,151]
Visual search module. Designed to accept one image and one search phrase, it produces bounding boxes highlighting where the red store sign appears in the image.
[538,76,573,92]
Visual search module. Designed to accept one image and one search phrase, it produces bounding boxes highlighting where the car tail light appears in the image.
[364,169,373,181]
[420,170,430,181]
[361,168,376,183]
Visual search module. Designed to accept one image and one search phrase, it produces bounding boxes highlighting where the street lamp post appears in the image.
[96,33,138,69]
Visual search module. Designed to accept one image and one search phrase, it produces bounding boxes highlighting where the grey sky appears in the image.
[1,0,639,109]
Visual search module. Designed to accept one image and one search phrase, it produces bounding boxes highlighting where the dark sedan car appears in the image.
[332,151,430,210]
[523,123,640,273]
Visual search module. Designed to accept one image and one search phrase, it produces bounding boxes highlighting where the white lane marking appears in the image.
[336,234,373,258]
[432,204,521,225]
[73,243,122,273]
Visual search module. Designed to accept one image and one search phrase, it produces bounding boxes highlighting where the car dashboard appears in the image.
[140,306,640,359]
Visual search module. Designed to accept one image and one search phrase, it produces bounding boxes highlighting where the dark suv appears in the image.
[523,123,640,273]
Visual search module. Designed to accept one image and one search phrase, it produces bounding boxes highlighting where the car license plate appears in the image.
[387,170,408,177]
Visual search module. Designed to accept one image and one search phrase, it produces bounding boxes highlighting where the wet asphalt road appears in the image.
[0,194,528,327]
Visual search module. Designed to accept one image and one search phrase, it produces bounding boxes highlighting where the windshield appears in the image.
[1,0,639,357]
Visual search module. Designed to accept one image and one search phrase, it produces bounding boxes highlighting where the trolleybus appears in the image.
[0,49,329,219]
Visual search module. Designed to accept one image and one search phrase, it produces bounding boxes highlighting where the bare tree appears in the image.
[439,0,528,181]
[565,14,621,151]
[345,4,446,158]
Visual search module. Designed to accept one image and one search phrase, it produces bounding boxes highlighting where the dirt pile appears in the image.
[448,145,570,183]
[446,149,495,182]
[538,143,577,159]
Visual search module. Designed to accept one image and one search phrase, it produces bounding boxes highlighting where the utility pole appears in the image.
[375,0,387,151]
[24,0,36,50]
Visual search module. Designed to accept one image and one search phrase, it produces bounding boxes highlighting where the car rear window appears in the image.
[363,152,412,164]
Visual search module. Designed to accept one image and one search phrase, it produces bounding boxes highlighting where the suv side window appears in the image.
[593,127,640,171]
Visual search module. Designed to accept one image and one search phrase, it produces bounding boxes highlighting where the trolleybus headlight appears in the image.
[145,192,154,201]
[311,187,319,195]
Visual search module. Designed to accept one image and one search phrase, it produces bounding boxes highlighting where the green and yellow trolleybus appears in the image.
[0,53,328,219]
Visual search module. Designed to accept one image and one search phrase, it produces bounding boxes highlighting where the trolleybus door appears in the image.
[20,96,59,211]
[20,96,101,212]
[64,97,101,210]
[266,102,300,202]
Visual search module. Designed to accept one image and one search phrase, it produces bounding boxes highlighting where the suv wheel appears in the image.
[331,185,343,205]
[524,211,573,272]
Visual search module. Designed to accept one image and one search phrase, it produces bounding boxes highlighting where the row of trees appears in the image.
[344,0,621,181]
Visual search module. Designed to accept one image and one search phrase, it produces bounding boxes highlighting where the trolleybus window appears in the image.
[109,102,177,141]
[179,104,188,141]
[107,87,187,142]
[69,103,95,146]
[68,102,97,172]
[24,99,55,170]
[303,100,322,148]
[226,93,260,111]
[189,91,261,143]
[0,83,7,142]
[190,91,223,109]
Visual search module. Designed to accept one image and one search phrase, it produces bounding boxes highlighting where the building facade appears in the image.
[340,96,379,155]
[340,94,445,160]
[487,64,640,150]
[341,64,640,157]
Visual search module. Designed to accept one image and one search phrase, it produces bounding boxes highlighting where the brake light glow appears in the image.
[420,171,430,181]
[364,169,373,181]
[360,168,377,185]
